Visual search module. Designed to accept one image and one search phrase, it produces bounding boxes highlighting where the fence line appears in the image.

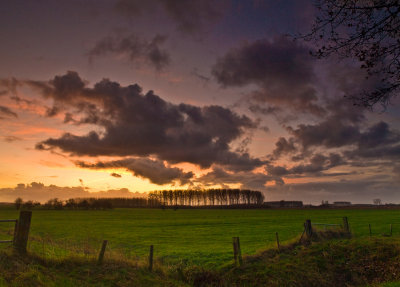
[0,219,17,244]
[0,219,17,223]
[312,223,341,226]
[1,213,399,268]
[0,211,32,254]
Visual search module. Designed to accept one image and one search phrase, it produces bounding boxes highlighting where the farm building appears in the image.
[264,200,303,208]
[333,201,352,207]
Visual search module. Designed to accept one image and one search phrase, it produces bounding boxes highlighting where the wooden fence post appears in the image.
[390,224,393,236]
[13,211,32,254]
[149,245,154,271]
[232,237,238,266]
[236,237,243,266]
[343,217,349,234]
[97,240,108,264]
[275,232,280,251]
[305,219,312,238]
[369,224,372,236]
[12,219,18,244]
[299,224,306,243]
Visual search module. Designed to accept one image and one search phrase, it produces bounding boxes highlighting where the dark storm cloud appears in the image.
[266,153,345,177]
[268,105,400,175]
[267,100,365,161]
[0,106,18,119]
[323,97,366,124]
[213,37,313,87]
[115,0,228,34]
[358,121,400,149]
[88,34,170,70]
[288,120,400,154]
[212,36,324,115]
[267,97,372,156]
[264,89,400,175]
[344,121,400,160]
[23,71,261,172]
[75,157,193,185]
[196,167,275,191]
[287,120,361,150]
[347,145,400,160]
[272,137,296,158]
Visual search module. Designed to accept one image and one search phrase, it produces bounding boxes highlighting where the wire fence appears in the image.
[0,212,399,268]
[0,219,17,244]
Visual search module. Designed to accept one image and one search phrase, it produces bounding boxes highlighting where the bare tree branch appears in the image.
[300,0,400,108]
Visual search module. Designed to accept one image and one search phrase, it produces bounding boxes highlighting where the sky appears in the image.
[0,0,399,204]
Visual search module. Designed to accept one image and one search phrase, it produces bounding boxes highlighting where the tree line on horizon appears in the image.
[148,189,264,206]
[13,189,264,210]
[14,197,141,210]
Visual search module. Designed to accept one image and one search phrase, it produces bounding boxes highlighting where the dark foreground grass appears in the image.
[0,250,185,287]
[205,237,400,286]
[2,234,400,286]
[1,207,400,266]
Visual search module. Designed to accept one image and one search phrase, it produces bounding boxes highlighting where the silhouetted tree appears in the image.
[22,200,34,210]
[65,198,77,209]
[255,191,264,205]
[303,0,400,107]
[373,198,382,205]
[162,190,168,205]
[45,198,63,209]
[14,197,23,210]
[78,199,90,209]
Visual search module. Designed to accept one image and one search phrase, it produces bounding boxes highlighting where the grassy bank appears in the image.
[202,237,400,286]
[0,250,184,287]
[2,236,400,286]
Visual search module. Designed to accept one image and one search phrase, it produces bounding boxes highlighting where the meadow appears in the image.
[0,207,399,267]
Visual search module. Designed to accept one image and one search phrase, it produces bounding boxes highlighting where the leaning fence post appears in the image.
[97,240,108,264]
[275,232,280,251]
[369,224,372,236]
[232,237,238,266]
[236,237,243,266]
[13,211,32,254]
[343,217,349,234]
[149,245,154,271]
[305,219,312,238]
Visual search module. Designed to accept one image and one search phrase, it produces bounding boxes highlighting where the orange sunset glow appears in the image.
[0,0,399,205]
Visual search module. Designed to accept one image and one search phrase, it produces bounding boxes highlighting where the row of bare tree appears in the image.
[148,189,264,206]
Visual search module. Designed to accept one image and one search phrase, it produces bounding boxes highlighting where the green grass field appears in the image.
[0,207,399,267]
